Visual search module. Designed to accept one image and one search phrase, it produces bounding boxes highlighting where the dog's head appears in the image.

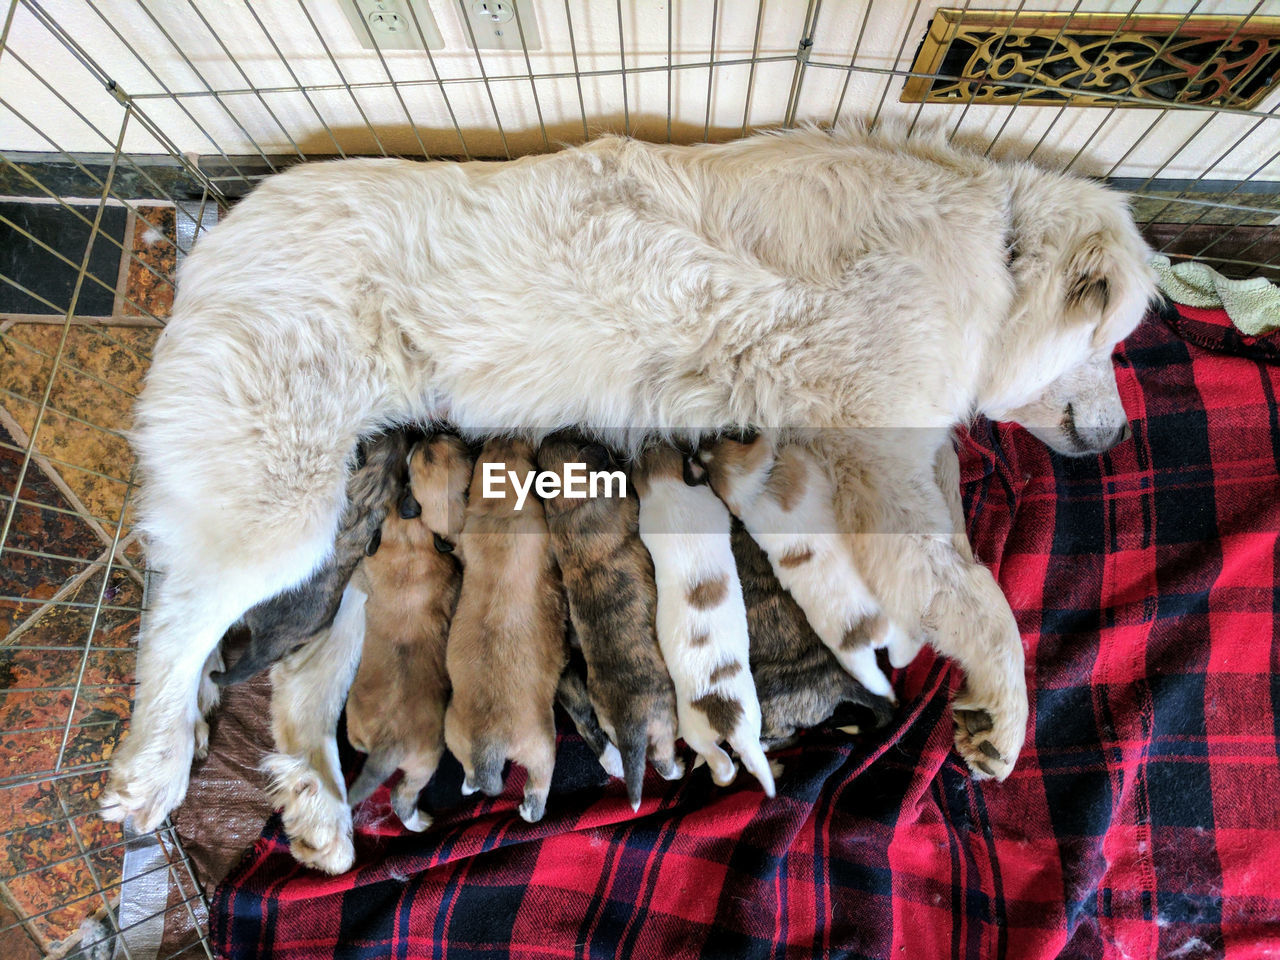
[693,429,774,501]
[982,169,1157,456]
[407,433,473,550]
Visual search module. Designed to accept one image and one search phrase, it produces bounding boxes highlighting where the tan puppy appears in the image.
[343,434,472,831]
[444,438,567,823]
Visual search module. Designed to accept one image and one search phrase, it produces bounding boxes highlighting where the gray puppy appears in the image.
[556,635,625,779]
[731,518,894,746]
[213,430,410,685]
[537,436,682,809]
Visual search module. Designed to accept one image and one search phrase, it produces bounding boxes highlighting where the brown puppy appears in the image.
[537,436,681,809]
[343,434,472,830]
[444,438,567,823]
[732,518,894,747]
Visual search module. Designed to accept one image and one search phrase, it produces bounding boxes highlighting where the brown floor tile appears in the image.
[0,897,44,960]
[0,424,112,638]
[122,205,177,321]
[0,323,153,538]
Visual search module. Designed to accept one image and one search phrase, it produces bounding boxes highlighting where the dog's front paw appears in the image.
[101,728,194,831]
[262,754,354,874]
[953,683,1027,781]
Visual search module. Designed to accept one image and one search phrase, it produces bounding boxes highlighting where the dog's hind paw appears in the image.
[262,753,354,874]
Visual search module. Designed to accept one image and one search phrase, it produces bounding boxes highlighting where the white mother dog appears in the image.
[106,122,1155,831]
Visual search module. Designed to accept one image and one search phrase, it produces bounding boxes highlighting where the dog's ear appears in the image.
[1065,232,1113,319]
[398,491,422,519]
[683,454,709,486]
[581,442,613,472]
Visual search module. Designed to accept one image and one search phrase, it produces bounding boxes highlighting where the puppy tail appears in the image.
[347,750,401,807]
[469,741,506,798]
[620,733,648,812]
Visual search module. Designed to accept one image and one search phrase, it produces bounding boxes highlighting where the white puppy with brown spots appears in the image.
[695,433,905,698]
[633,446,775,796]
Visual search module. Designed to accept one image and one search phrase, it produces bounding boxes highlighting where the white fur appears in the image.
[702,436,898,699]
[261,585,366,874]
[104,122,1156,825]
[636,473,774,796]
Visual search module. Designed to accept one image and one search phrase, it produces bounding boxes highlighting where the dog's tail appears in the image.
[347,749,401,807]
[467,740,506,798]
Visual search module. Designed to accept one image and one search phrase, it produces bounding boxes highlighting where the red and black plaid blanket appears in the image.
[210,301,1280,960]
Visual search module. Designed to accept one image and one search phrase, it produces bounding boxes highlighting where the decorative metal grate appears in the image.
[903,10,1280,109]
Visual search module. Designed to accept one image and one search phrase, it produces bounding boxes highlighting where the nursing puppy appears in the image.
[110,121,1156,827]
[696,433,905,697]
[557,642,625,779]
[344,434,471,830]
[212,429,410,686]
[731,519,893,746]
[633,446,774,796]
[444,439,566,823]
[537,436,681,809]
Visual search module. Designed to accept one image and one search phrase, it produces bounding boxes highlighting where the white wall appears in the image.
[2,0,1277,182]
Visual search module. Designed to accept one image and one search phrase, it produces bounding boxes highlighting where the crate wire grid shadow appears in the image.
[0,0,1277,957]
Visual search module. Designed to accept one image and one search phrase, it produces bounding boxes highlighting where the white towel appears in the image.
[1152,254,1280,336]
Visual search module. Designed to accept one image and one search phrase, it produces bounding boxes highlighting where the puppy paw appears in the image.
[597,743,625,779]
[398,808,432,833]
[653,756,685,780]
[101,729,194,832]
[518,792,547,823]
[192,717,210,762]
[953,684,1027,782]
[885,630,926,670]
[687,744,736,786]
[262,753,354,874]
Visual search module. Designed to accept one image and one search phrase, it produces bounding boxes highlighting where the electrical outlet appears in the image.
[340,0,443,51]
[458,0,541,51]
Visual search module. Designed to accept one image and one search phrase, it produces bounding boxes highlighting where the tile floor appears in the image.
[1,202,172,956]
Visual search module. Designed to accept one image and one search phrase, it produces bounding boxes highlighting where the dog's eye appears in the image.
[365,528,381,556]
[725,426,759,445]
[433,533,454,553]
